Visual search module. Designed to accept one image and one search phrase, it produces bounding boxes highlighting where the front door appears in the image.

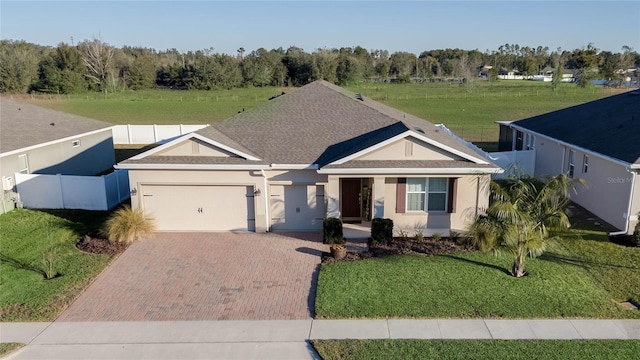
[341,178,361,221]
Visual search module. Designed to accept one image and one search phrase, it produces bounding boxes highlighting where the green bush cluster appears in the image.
[323,218,344,244]
[371,218,393,245]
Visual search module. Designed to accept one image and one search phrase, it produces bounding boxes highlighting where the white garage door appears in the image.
[141,185,255,231]
[270,185,325,230]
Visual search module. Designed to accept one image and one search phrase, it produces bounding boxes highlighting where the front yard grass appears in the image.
[315,228,640,319]
[312,339,640,360]
[0,209,113,321]
[0,343,24,357]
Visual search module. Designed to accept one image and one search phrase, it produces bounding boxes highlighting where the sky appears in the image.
[1,1,639,55]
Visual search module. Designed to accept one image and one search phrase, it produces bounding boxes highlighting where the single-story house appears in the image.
[0,97,116,213]
[497,91,640,234]
[116,80,501,233]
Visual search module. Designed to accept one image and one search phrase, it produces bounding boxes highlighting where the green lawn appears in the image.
[17,81,625,142]
[0,343,24,357]
[312,340,640,360]
[0,209,113,321]
[315,227,640,319]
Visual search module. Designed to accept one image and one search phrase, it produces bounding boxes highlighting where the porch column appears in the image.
[373,176,385,218]
[326,176,340,218]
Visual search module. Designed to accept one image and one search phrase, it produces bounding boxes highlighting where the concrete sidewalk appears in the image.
[2,319,639,359]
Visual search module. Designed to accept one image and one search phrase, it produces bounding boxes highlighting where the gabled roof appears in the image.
[0,97,114,155]
[511,91,640,167]
[119,80,499,172]
[204,80,492,167]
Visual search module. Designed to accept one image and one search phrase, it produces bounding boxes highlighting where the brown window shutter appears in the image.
[396,178,406,213]
[447,178,458,213]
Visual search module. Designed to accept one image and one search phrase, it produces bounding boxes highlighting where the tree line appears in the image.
[1,39,638,94]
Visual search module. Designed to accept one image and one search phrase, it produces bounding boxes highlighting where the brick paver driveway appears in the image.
[58,232,327,321]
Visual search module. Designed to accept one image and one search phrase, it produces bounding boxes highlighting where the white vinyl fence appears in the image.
[15,170,129,210]
[487,150,536,179]
[435,124,535,179]
[113,124,209,144]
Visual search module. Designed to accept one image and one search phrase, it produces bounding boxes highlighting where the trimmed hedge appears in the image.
[323,217,344,244]
[371,218,393,245]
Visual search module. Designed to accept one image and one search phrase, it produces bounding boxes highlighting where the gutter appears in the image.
[317,167,503,175]
[261,169,270,232]
[510,123,633,168]
[609,167,636,236]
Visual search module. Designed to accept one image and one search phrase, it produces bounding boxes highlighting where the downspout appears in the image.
[260,169,270,232]
[475,176,480,218]
[609,167,636,236]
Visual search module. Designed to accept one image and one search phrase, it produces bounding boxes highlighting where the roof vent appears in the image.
[414,127,425,134]
[355,93,363,101]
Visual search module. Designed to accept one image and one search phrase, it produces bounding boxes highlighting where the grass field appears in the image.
[312,339,640,360]
[315,211,640,319]
[0,343,24,357]
[0,209,113,321]
[12,80,625,142]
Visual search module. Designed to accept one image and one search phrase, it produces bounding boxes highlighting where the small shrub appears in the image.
[414,228,424,241]
[432,233,442,242]
[371,218,393,245]
[398,229,409,241]
[632,229,640,247]
[449,230,460,241]
[41,246,58,280]
[323,218,344,244]
[102,205,155,244]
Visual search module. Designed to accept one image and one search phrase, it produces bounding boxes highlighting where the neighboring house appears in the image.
[497,91,640,234]
[116,80,501,233]
[0,97,116,212]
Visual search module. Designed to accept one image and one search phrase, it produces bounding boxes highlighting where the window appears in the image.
[568,150,575,178]
[407,178,447,212]
[407,178,425,211]
[17,154,29,174]
[515,131,523,150]
[583,155,589,173]
[72,139,81,147]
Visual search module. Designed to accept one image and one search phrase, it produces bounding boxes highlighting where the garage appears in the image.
[270,184,325,230]
[141,184,255,231]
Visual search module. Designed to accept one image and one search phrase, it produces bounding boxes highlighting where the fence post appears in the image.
[58,174,65,209]
[153,124,158,143]
[180,124,184,135]
[127,124,132,145]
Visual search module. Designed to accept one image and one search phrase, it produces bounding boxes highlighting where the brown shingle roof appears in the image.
[0,97,114,154]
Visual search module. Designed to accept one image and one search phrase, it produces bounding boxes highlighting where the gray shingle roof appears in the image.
[0,97,114,154]
[122,156,267,165]
[202,80,491,167]
[323,160,498,169]
[513,91,640,166]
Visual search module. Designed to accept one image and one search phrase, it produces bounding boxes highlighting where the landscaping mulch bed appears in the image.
[322,237,475,263]
[76,234,128,255]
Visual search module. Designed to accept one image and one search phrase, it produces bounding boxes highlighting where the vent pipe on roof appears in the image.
[355,93,363,101]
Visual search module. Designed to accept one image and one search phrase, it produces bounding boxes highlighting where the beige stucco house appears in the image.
[117,81,501,233]
[0,97,115,213]
[498,91,640,235]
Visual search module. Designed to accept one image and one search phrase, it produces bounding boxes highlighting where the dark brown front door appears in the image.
[341,179,361,219]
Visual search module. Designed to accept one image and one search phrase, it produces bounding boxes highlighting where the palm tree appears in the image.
[470,174,584,277]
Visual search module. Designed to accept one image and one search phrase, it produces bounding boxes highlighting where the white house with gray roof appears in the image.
[117,81,501,234]
[0,97,115,213]
[498,91,640,235]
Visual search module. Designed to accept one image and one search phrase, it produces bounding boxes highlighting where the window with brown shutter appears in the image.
[396,178,406,213]
[447,178,458,213]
